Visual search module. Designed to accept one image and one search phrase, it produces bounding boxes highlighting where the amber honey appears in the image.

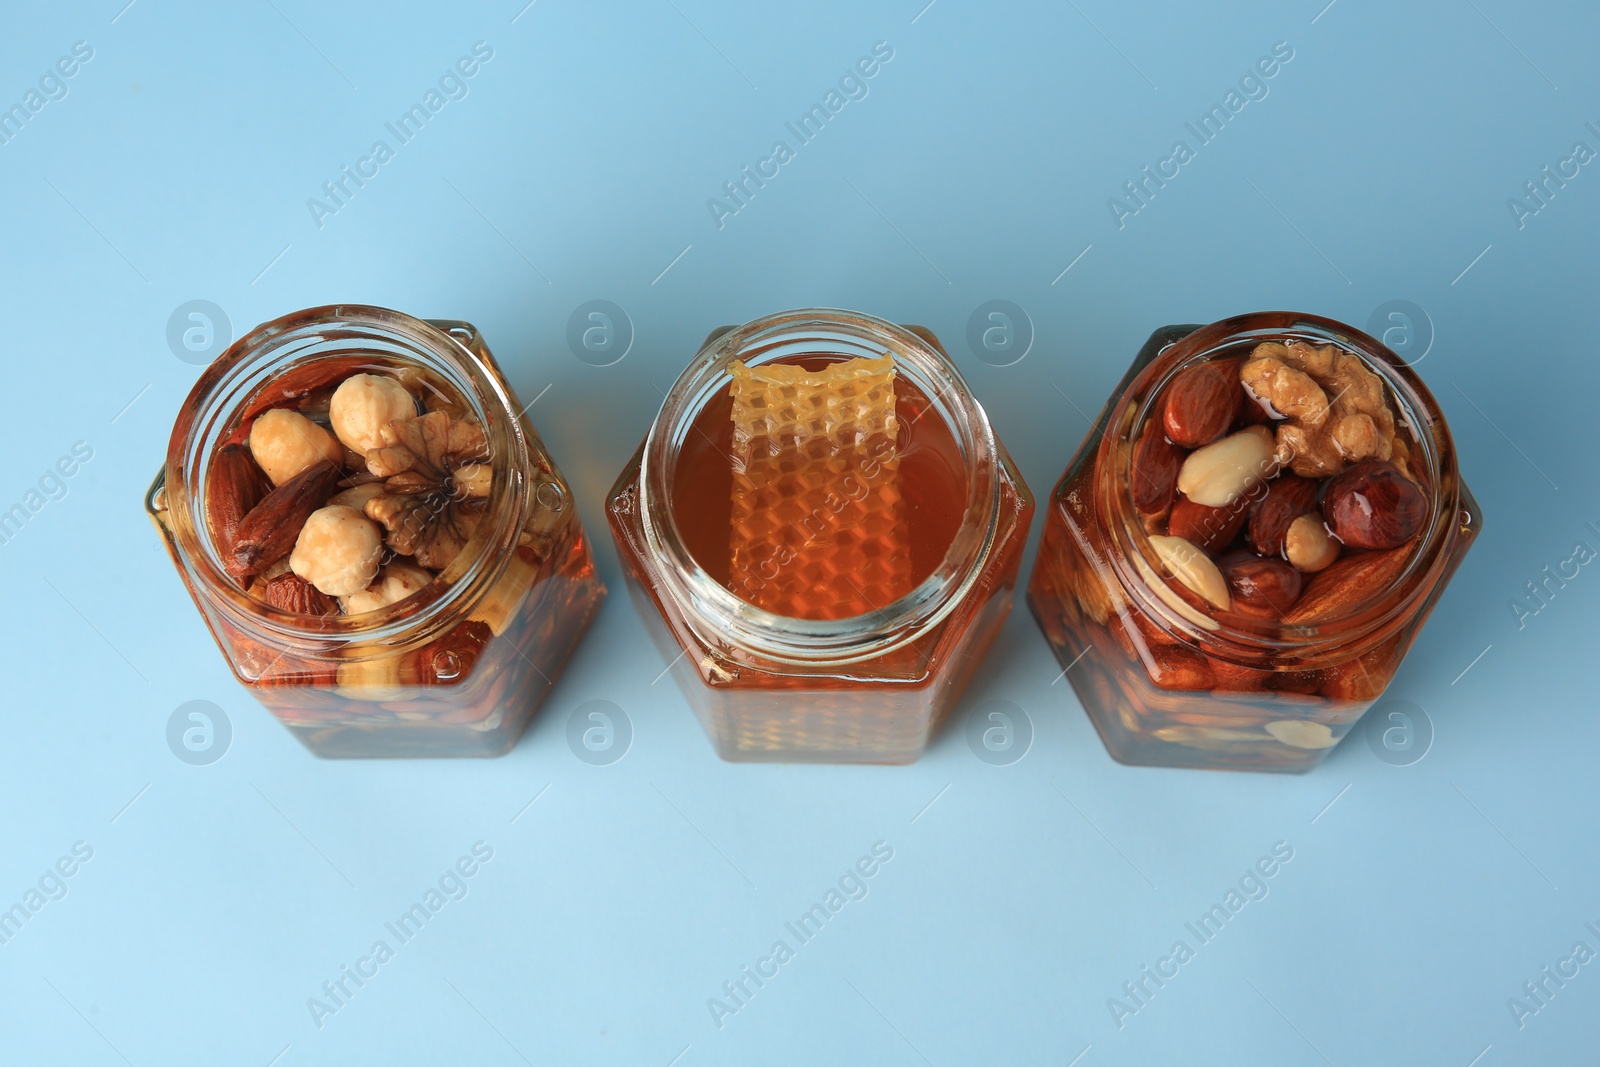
[670,353,965,619]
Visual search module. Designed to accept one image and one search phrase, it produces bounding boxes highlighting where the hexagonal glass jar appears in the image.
[1027,312,1480,772]
[147,305,605,757]
[607,310,1033,763]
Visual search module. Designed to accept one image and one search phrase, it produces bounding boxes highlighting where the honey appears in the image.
[671,354,965,620]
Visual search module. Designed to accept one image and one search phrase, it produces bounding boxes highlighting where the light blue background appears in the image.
[2,1,1596,1064]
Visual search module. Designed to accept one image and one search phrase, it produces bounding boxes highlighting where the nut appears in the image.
[1168,497,1246,553]
[1240,340,1396,477]
[452,463,493,499]
[1161,362,1235,448]
[1148,534,1230,610]
[1240,351,1329,424]
[1285,544,1412,624]
[1147,643,1218,691]
[289,505,384,597]
[1220,554,1303,618]
[1248,474,1320,556]
[227,461,343,580]
[1264,720,1338,749]
[1284,514,1339,573]
[469,548,537,635]
[1154,724,1266,746]
[335,656,407,702]
[329,373,418,454]
[1320,461,1427,550]
[362,411,492,571]
[248,408,343,486]
[340,561,434,615]
[205,443,268,564]
[1176,425,1275,508]
[1130,423,1183,514]
[327,481,387,511]
[261,573,339,616]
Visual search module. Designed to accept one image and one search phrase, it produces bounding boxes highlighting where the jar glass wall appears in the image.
[148,305,604,757]
[607,310,1033,763]
[1027,312,1480,772]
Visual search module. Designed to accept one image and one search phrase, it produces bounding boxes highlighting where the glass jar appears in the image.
[147,305,605,758]
[1028,312,1480,772]
[607,309,1033,763]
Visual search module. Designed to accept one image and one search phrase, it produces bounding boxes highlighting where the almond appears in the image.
[227,461,342,580]
[1176,425,1275,508]
[1321,461,1427,550]
[1169,496,1247,553]
[1148,644,1218,692]
[1130,424,1182,515]
[1248,474,1319,556]
[233,356,383,431]
[261,573,339,616]
[1161,362,1235,448]
[205,444,268,564]
[1284,544,1412,624]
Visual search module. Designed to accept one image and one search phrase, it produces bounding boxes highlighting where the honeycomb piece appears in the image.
[728,356,911,620]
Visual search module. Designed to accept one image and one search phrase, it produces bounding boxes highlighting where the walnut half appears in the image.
[1239,340,1396,478]
[362,411,492,571]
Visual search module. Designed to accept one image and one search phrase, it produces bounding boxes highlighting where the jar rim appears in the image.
[159,304,531,651]
[1099,311,1466,658]
[638,308,1002,666]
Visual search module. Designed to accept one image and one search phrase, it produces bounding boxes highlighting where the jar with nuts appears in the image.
[1026,312,1480,772]
[147,305,605,757]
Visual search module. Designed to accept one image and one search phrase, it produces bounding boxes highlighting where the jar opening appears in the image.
[640,309,1001,666]
[1102,312,1462,657]
[161,305,530,651]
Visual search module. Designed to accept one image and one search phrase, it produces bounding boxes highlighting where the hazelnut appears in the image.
[1284,514,1339,573]
[329,373,418,454]
[1321,461,1427,550]
[248,408,343,486]
[340,561,434,615]
[289,505,384,597]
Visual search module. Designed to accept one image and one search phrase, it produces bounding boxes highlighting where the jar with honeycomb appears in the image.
[607,309,1033,763]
